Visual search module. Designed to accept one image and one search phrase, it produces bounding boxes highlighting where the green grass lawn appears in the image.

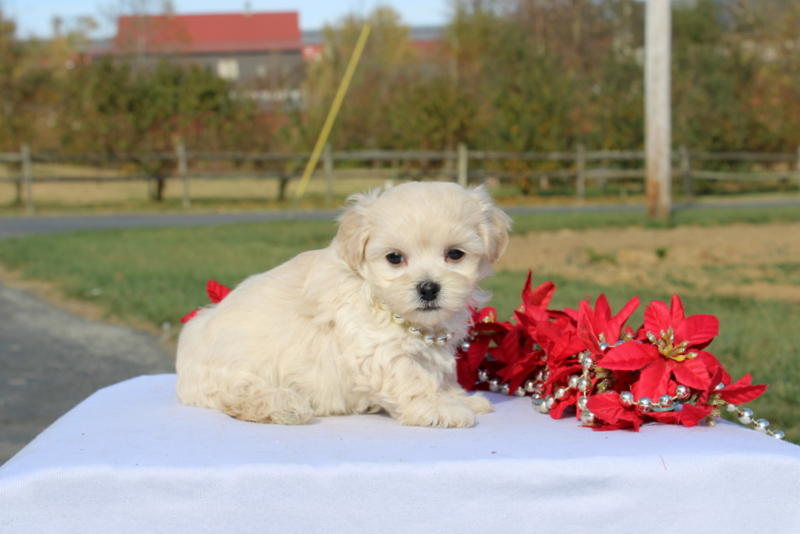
[509,203,800,234]
[0,206,797,441]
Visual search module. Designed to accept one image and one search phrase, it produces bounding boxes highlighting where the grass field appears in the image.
[0,165,392,214]
[0,206,797,441]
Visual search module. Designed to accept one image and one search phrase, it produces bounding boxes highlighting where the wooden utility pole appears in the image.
[645,0,672,220]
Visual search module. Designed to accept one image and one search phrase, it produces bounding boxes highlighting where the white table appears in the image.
[1,374,799,533]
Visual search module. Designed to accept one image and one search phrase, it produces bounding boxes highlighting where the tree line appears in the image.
[1,0,799,160]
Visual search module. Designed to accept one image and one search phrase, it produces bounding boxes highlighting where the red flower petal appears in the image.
[180,309,200,324]
[577,300,601,354]
[670,356,713,390]
[729,374,753,388]
[632,359,670,399]
[700,368,726,404]
[545,361,583,388]
[675,314,719,347]
[562,307,579,322]
[596,341,659,371]
[591,420,640,432]
[594,294,612,333]
[494,327,524,365]
[207,280,231,303]
[607,296,640,344]
[646,411,682,424]
[719,382,767,404]
[497,350,542,392]
[523,275,556,310]
[471,321,511,338]
[670,294,686,324]
[466,337,492,371]
[695,351,731,385]
[474,307,499,324]
[587,392,643,427]
[455,356,478,391]
[644,300,674,336]
[676,403,712,427]
[549,397,575,419]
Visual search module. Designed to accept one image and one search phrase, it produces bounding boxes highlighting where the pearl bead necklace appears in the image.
[378,301,454,346]
[475,347,786,440]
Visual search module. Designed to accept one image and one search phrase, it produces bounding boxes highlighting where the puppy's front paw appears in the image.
[463,392,494,415]
[398,397,477,428]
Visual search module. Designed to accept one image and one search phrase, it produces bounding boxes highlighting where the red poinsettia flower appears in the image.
[536,320,584,418]
[462,275,560,393]
[717,374,768,405]
[697,369,768,407]
[537,317,585,370]
[494,325,544,394]
[456,307,511,391]
[181,280,231,323]
[596,295,720,399]
[639,294,719,351]
[646,368,724,428]
[646,403,713,428]
[576,294,640,358]
[644,368,767,428]
[586,392,644,431]
[514,271,555,324]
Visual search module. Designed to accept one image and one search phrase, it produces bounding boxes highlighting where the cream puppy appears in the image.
[175,181,511,428]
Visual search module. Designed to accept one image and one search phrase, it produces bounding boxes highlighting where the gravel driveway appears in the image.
[0,283,174,464]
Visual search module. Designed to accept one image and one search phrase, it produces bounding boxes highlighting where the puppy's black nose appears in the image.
[417,281,441,302]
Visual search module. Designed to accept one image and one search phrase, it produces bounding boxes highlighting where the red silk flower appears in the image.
[181,280,231,324]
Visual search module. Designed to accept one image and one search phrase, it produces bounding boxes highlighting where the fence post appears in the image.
[323,143,334,206]
[21,144,34,214]
[796,146,800,193]
[14,151,22,206]
[680,145,693,199]
[457,143,468,187]
[576,143,586,202]
[176,139,190,209]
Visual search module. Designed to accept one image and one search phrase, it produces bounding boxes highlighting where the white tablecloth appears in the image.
[1,374,799,533]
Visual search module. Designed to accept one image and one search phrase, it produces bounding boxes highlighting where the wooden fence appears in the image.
[1,143,799,213]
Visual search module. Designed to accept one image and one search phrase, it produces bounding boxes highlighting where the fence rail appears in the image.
[1,143,798,212]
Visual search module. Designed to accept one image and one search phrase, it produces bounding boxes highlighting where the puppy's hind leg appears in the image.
[220,381,314,425]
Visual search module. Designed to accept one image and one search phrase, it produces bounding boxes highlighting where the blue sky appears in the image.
[9,1,452,39]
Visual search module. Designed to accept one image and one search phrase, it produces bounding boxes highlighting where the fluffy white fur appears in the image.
[175,181,511,428]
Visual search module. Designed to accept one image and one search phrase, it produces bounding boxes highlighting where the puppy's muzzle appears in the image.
[417,281,441,302]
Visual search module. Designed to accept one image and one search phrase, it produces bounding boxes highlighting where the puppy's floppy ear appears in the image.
[469,185,512,263]
[335,189,380,269]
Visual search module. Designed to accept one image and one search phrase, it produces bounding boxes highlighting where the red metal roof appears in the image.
[114,12,301,54]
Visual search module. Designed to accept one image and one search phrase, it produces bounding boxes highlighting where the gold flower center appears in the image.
[646,327,697,362]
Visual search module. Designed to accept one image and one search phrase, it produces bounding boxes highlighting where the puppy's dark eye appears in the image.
[386,252,404,265]
[447,249,465,261]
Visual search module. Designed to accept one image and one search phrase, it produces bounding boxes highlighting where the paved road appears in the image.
[1,198,800,238]
[0,210,340,238]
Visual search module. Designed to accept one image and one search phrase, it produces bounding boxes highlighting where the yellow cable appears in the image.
[295,24,371,200]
